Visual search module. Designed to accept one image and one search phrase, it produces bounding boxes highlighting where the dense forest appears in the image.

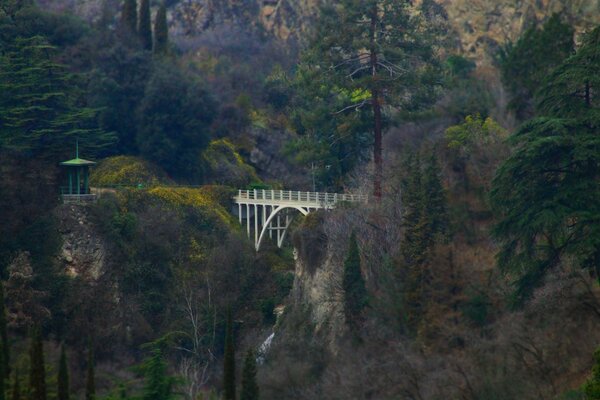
[2,0,600,399]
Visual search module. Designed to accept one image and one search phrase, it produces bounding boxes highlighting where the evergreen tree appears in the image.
[153,2,168,55]
[499,14,574,119]
[0,283,8,380]
[28,327,46,400]
[140,338,176,400]
[223,309,236,400]
[10,370,18,400]
[343,232,368,330]
[584,347,600,399]
[297,0,441,197]
[240,350,258,400]
[85,339,95,400]
[422,153,448,241]
[401,153,429,266]
[0,342,5,400]
[57,345,69,400]
[491,26,600,306]
[0,36,115,158]
[138,0,152,50]
[120,0,137,33]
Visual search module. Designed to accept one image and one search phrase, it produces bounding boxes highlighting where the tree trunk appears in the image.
[370,5,383,199]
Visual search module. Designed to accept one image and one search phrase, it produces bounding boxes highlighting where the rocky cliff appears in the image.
[38,0,600,62]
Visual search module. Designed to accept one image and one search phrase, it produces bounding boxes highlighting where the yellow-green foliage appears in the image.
[445,114,507,149]
[144,186,235,228]
[90,156,172,187]
[201,139,260,186]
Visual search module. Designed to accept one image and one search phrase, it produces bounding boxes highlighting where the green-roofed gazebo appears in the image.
[59,142,96,202]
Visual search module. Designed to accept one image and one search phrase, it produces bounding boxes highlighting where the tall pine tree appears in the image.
[57,345,69,400]
[28,327,46,400]
[240,350,258,400]
[223,309,236,400]
[120,0,137,33]
[422,153,448,241]
[343,232,368,330]
[299,0,441,197]
[138,0,152,51]
[153,2,168,55]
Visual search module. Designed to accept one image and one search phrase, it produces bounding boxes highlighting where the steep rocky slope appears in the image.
[38,0,600,61]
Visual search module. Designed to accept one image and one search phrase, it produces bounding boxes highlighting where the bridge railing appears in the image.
[235,189,368,204]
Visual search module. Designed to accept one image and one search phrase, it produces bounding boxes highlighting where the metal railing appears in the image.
[235,189,368,205]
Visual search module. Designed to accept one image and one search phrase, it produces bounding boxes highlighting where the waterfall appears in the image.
[256,332,275,364]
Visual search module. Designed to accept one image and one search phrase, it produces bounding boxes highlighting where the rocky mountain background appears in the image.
[38,0,600,62]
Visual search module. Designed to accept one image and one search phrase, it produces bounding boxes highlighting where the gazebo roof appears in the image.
[59,157,96,167]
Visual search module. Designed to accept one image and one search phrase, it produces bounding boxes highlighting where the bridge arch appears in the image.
[256,205,308,251]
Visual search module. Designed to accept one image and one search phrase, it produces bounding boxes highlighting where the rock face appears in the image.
[54,203,107,280]
[39,0,600,62]
[432,0,600,62]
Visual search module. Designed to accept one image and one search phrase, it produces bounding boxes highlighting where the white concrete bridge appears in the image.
[234,189,368,251]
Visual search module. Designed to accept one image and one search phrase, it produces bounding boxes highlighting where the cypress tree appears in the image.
[0,342,5,400]
[342,232,368,330]
[223,309,236,400]
[422,153,448,241]
[140,338,175,400]
[153,2,168,55]
[10,370,18,400]
[57,345,69,400]
[401,153,429,266]
[0,283,9,380]
[138,0,152,50]
[121,0,137,33]
[28,327,46,400]
[85,339,95,400]
[240,350,258,400]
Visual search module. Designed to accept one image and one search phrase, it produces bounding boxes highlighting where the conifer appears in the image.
[138,0,152,50]
[240,350,258,400]
[153,2,168,55]
[343,232,368,331]
[0,283,9,380]
[422,153,448,241]
[28,327,46,400]
[0,342,5,400]
[85,339,95,400]
[223,309,236,400]
[57,345,69,400]
[10,370,18,400]
[120,0,137,33]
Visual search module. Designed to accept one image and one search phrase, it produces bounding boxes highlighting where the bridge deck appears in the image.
[234,189,368,208]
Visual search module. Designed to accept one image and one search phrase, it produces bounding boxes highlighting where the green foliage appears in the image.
[120,0,137,33]
[491,26,600,306]
[153,3,168,55]
[139,338,177,400]
[0,36,115,158]
[240,350,258,400]
[201,139,259,187]
[136,62,216,181]
[288,0,441,191]
[28,327,46,400]
[445,114,508,149]
[223,309,236,400]
[498,14,574,119]
[583,348,600,399]
[343,233,368,330]
[86,340,95,400]
[138,0,152,51]
[57,345,69,400]
[90,156,172,187]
